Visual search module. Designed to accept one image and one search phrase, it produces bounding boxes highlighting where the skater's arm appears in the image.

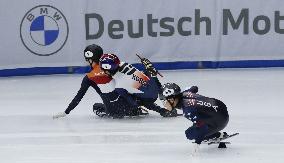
[64,75,91,114]
[184,86,198,93]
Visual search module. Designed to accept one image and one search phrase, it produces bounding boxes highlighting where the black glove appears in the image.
[125,106,149,116]
[160,108,179,117]
[141,58,158,76]
[189,86,198,93]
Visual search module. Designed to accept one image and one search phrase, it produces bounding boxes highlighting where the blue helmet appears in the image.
[99,53,121,71]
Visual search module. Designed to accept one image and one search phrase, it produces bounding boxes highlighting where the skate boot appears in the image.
[203,132,228,143]
[218,132,229,140]
[93,103,108,117]
[137,106,149,116]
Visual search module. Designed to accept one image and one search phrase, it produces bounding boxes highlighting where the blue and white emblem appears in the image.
[20,5,69,56]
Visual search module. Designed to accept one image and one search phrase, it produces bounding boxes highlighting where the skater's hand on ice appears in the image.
[53,112,67,119]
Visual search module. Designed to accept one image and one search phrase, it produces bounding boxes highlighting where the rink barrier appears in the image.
[1,60,284,77]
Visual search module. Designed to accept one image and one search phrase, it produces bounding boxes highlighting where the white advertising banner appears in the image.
[0,0,86,69]
[1,0,284,70]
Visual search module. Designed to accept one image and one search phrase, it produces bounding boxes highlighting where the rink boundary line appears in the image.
[0,142,188,148]
[0,131,181,138]
[1,59,284,77]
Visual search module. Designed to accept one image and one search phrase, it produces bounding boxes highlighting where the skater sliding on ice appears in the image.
[53,44,128,119]
[53,44,177,119]
[96,53,178,118]
[160,83,230,145]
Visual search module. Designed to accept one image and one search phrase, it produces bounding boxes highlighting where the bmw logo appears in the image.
[20,5,69,56]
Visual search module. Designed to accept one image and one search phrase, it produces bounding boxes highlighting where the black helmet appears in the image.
[84,44,103,63]
[160,83,181,100]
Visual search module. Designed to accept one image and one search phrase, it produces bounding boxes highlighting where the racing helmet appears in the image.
[84,44,103,63]
[99,53,120,72]
[160,83,181,100]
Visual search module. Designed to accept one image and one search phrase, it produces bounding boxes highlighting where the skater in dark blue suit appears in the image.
[160,83,229,144]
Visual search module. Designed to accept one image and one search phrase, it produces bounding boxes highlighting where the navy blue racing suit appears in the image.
[64,75,133,116]
[109,62,167,115]
[179,87,229,144]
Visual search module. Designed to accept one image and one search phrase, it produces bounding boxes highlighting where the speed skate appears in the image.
[204,133,239,148]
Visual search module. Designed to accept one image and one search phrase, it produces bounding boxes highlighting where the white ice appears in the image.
[0,68,284,163]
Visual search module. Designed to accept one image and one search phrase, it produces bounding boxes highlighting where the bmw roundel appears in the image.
[20,5,69,56]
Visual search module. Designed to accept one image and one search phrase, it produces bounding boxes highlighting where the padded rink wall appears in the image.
[1,0,284,77]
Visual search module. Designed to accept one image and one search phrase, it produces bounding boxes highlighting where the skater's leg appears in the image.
[185,124,209,144]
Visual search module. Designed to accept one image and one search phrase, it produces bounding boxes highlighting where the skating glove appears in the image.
[141,58,158,76]
[160,108,178,117]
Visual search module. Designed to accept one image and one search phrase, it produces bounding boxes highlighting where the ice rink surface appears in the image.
[0,68,284,163]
